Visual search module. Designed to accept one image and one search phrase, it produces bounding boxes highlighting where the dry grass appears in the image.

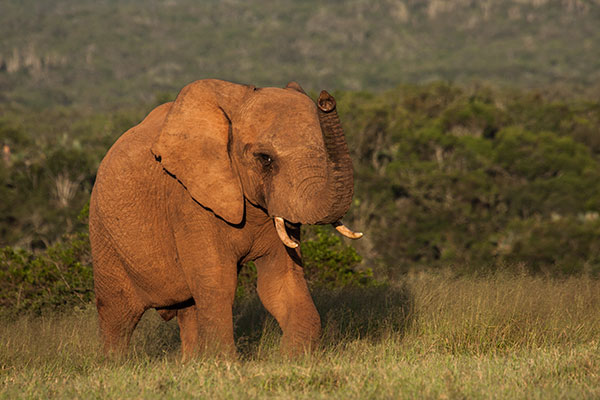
[1,272,599,399]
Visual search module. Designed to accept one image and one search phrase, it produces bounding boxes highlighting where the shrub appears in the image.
[0,233,93,316]
[302,226,374,288]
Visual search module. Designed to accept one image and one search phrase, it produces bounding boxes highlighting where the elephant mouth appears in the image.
[273,216,362,249]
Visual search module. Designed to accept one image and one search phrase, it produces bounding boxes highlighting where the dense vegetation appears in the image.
[339,83,600,276]
[2,0,600,111]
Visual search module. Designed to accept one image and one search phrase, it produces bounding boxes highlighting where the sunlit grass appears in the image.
[1,272,599,398]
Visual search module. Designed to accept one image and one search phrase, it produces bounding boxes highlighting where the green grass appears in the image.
[1,272,599,398]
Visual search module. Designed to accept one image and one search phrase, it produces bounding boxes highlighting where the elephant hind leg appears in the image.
[96,294,145,357]
[177,304,199,360]
[155,303,199,359]
[155,299,200,360]
[94,257,146,356]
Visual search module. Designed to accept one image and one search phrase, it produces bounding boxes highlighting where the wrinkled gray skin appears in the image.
[89,79,357,358]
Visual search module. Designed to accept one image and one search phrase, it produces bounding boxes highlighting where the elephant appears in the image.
[89,79,362,358]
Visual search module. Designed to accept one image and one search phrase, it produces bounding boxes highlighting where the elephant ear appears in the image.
[151,80,245,225]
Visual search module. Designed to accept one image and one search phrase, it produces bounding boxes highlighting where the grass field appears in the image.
[1,272,599,399]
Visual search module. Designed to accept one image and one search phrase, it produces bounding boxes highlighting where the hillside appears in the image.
[1,0,600,110]
[2,0,600,279]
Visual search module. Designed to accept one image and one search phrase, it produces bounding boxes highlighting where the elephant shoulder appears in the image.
[124,101,174,145]
[101,102,173,166]
[95,102,175,197]
[138,102,174,135]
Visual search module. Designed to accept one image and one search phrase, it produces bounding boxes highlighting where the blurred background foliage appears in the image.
[336,84,600,277]
[2,0,600,313]
[2,0,600,110]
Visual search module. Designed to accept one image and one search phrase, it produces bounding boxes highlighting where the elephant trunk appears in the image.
[273,90,362,248]
[313,90,354,225]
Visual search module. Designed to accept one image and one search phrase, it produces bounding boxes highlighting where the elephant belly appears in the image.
[91,199,192,308]
[117,233,191,307]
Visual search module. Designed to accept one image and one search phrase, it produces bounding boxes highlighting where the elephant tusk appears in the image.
[332,220,363,239]
[274,217,299,248]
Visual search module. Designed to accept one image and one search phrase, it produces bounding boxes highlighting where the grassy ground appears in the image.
[1,272,599,399]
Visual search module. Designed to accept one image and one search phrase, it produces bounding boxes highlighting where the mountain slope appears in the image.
[1,0,599,109]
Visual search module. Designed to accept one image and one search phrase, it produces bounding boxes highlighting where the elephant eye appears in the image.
[255,152,274,168]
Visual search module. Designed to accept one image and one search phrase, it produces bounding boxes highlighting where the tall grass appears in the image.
[1,272,599,398]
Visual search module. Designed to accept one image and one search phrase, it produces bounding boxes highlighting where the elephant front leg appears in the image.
[184,262,238,358]
[176,304,199,360]
[193,290,237,357]
[254,242,321,355]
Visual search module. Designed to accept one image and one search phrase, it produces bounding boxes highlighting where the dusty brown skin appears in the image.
[89,79,360,358]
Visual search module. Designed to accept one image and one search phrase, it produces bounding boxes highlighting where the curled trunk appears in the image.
[314,90,354,224]
[271,89,363,248]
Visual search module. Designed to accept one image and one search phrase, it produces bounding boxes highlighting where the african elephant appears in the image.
[89,79,362,358]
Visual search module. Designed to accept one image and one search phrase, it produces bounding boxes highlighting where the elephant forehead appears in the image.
[241,88,318,122]
[238,89,322,144]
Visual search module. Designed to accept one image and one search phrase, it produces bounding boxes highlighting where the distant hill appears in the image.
[1,0,600,109]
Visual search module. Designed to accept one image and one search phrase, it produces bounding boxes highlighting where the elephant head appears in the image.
[151,79,361,247]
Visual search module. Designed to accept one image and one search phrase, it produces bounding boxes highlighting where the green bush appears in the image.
[0,233,93,316]
[302,226,374,288]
